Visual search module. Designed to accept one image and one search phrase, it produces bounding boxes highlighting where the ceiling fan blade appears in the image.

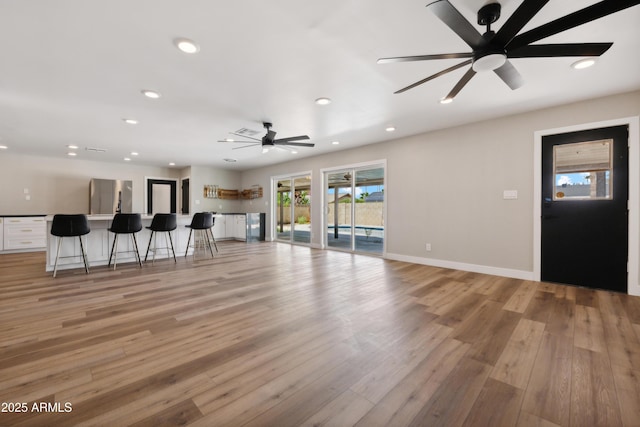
[231,143,260,150]
[274,135,310,144]
[444,67,476,100]
[493,60,524,90]
[508,0,640,50]
[427,0,485,49]
[378,52,472,64]
[229,132,261,142]
[217,139,260,143]
[274,141,315,147]
[508,42,613,58]
[395,59,472,94]
[492,0,550,47]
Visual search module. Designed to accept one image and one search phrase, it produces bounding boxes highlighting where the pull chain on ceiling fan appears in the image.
[379,0,640,101]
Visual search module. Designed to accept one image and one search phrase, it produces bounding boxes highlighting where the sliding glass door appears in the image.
[325,164,384,254]
[274,174,311,245]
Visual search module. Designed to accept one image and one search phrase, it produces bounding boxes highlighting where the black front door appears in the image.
[541,125,628,292]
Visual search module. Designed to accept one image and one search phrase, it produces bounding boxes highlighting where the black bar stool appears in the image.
[185,212,216,258]
[108,213,143,269]
[144,213,177,263]
[50,214,91,278]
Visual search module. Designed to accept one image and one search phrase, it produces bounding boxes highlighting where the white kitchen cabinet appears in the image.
[234,215,246,241]
[213,215,226,239]
[225,215,236,239]
[3,217,47,251]
[0,218,3,251]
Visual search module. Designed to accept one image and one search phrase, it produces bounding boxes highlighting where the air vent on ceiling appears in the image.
[85,147,107,153]
[234,127,260,137]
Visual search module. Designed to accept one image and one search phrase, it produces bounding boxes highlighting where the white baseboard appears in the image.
[385,252,535,281]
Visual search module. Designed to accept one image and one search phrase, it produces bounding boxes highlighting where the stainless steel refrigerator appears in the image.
[90,179,133,214]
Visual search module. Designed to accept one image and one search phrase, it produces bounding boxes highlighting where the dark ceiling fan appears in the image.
[219,122,313,152]
[378,0,640,101]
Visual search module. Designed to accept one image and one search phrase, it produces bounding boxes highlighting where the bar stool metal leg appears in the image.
[144,231,155,262]
[185,229,193,257]
[166,232,176,262]
[53,236,63,278]
[79,235,90,274]
[109,234,119,269]
[131,234,142,267]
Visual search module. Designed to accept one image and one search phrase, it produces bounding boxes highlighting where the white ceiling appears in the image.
[1,0,639,171]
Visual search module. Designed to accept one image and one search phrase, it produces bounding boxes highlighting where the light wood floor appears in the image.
[1,242,640,427]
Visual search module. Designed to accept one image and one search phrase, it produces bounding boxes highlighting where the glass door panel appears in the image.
[327,171,353,250]
[292,176,311,244]
[276,178,291,241]
[354,168,384,254]
[325,165,384,254]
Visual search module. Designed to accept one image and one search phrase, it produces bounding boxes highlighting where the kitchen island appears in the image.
[44,213,265,272]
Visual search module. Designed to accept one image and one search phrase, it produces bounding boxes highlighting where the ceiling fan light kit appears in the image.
[379,0,640,101]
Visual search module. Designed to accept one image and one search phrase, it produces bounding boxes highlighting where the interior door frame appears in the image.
[144,177,178,215]
[533,116,640,296]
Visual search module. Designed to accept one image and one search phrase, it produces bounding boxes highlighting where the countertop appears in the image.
[0,214,47,217]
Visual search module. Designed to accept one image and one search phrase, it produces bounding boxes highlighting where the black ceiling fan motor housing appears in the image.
[478,2,501,28]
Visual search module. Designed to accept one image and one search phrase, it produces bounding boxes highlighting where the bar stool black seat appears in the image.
[50,214,91,278]
[108,213,143,269]
[185,212,217,258]
[144,213,177,263]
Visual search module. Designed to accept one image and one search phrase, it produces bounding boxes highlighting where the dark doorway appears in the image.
[541,125,629,292]
[146,179,177,214]
[182,178,190,214]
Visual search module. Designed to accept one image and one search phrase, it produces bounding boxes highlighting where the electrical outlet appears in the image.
[425,243,432,251]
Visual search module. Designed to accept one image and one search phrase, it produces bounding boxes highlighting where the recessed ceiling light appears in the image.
[124,157,131,161]
[224,138,235,142]
[123,118,138,125]
[262,148,269,154]
[440,97,453,104]
[223,158,237,163]
[67,152,77,156]
[291,150,298,154]
[315,97,331,105]
[169,162,176,166]
[130,152,139,156]
[385,126,396,132]
[571,58,596,70]
[332,141,340,145]
[0,145,7,150]
[174,37,200,54]
[66,144,79,149]
[141,90,161,99]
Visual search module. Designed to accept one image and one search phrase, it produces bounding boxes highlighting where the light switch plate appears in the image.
[503,190,518,200]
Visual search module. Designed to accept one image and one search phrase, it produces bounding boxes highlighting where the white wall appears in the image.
[241,90,640,281]
[0,154,181,215]
[188,165,242,214]
[1,90,638,292]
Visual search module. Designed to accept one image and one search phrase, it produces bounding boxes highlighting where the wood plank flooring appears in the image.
[1,242,640,426]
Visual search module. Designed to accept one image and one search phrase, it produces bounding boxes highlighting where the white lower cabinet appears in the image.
[213,215,226,240]
[3,217,47,251]
[234,215,246,241]
[0,218,3,251]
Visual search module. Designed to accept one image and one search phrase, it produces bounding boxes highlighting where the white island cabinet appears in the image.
[3,216,47,251]
[44,214,194,272]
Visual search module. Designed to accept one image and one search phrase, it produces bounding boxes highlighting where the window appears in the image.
[553,139,612,200]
